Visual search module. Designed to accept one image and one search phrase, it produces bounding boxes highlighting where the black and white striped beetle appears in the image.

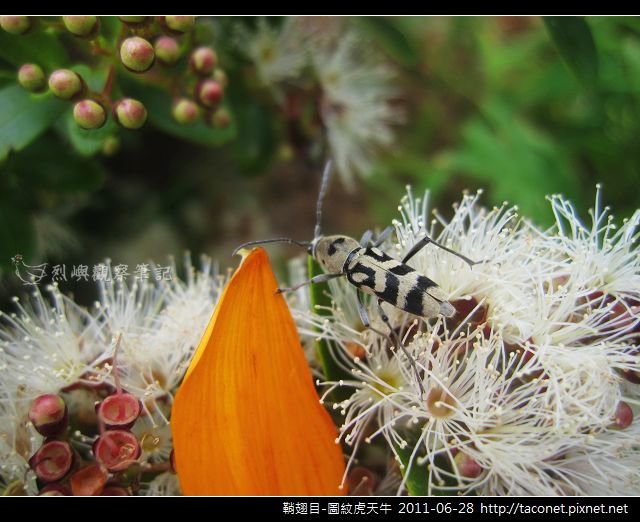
[233,161,478,394]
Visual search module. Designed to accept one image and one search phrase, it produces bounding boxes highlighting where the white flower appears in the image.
[557,422,640,495]
[237,17,307,93]
[236,17,403,187]
[0,382,40,494]
[293,187,640,496]
[312,32,403,188]
[0,254,226,494]
[142,471,181,496]
[0,284,105,398]
[92,255,226,417]
[133,418,173,464]
[546,185,640,298]
[392,188,536,342]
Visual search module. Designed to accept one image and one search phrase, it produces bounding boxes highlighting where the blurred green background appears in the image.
[1,16,639,306]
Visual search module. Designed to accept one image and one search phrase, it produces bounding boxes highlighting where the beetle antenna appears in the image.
[232,238,311,257]
[314,160,332,239]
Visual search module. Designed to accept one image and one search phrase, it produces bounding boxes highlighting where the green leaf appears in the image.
[355,17,419,67]
[230,101,276,175]
[71,64,110,93]
[446,99,581,226]
[123,79,236,146]
[394,439,468,496]
[0,84,67,162]
[393,441,430,496]
[0,29,68,68]
[98,16,122,46]
[10,135,105,193]
[544,17,599,89]
[615,16,640,34]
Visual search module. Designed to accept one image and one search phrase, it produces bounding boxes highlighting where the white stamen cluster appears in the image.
[238,17,403,187]
[0,254,226,491]
[235,18,308,92]
[293,187,640,495]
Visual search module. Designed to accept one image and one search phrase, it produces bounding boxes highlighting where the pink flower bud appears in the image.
[73,99,106,129]
[172,98,200,125]
[113,98,147,129]
[210,107,231,129]
[28,394,68,437]
[154,36,180,65]
[18,63,46,93]
[163,16,195,33]
[120,36,155,73]
[190,47,217,76]
[62,16,99,37]
[48,69,82,100]
[0,16,31,35]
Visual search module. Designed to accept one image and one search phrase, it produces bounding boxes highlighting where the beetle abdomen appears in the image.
[346,248,455,318]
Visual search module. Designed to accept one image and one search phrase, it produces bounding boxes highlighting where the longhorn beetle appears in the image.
[233,161,478,396]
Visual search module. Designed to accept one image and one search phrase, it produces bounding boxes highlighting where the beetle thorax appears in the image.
[312,235,360,274]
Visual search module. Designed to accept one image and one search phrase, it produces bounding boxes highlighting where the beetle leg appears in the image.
[276,272,343,294]
[402,235,478,267]
[373,225,394,247]
[376,298,425,399]
[359,229,373,247]
[360,226,394,248]
[356,290,371,327]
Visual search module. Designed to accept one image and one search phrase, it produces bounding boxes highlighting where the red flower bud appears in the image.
[28,394,68,437]
[93,430,141,472]
[96,391,142,429]
[29,441,74,482]
[455,452,483,479]
[195,79,223,108]
[613,401,633,429]
[70,464,108,496]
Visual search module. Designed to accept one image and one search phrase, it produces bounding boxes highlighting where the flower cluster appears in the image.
[2,16,230,137]
[238,17,402,188]
[293,186,640,495]
[0,255,224,495]
[1,185,638,496]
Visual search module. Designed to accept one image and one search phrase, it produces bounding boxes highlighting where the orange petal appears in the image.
[172,248,346,495]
